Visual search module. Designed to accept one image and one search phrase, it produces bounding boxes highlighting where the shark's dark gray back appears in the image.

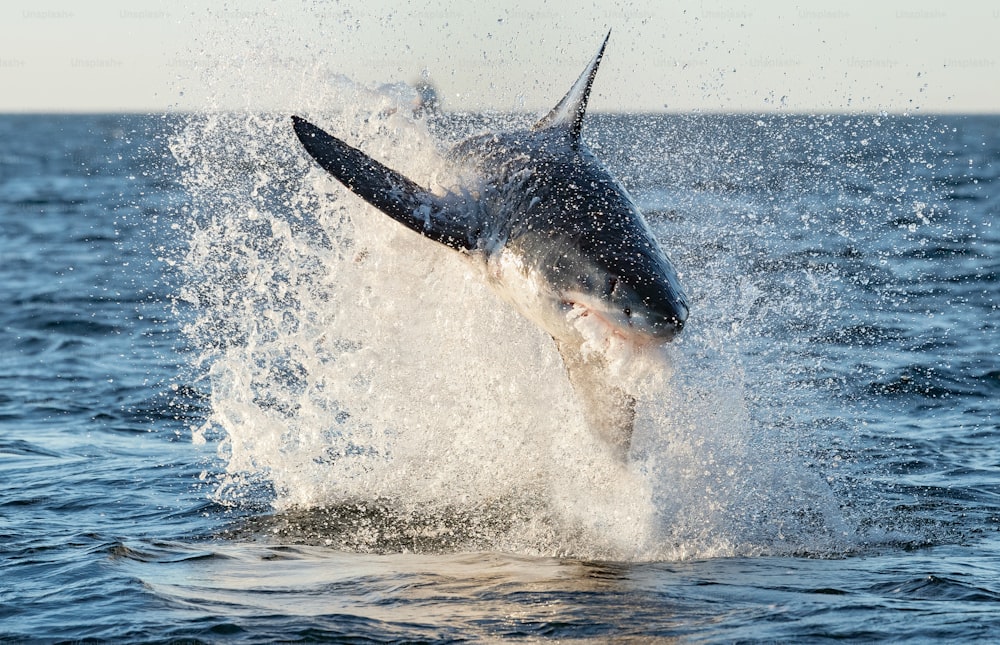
[451,125,687,321]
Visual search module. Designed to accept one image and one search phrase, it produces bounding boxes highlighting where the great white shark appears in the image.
[292,33,689,458]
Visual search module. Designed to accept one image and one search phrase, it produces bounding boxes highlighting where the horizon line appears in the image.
[2,107,999,117]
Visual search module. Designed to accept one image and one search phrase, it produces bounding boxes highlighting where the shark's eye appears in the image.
[623,307,632,318]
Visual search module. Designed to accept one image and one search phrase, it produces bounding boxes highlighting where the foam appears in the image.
[171,72,854,561]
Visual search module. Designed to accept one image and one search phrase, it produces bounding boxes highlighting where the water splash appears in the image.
[170,75,853,560]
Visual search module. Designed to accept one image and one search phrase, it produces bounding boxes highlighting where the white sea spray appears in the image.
[171,73,852,560]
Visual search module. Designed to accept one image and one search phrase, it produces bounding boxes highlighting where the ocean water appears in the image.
[1,103,997,641]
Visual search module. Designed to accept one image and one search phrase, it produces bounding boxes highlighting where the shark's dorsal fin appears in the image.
[532,30,610,141]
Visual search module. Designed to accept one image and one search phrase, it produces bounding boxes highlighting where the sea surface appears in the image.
[1,106,998,642]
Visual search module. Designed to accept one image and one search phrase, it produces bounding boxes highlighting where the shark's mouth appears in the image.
[565,302,672,382]
[566,302,637,353]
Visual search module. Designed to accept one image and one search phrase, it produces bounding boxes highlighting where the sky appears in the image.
[0,0,997,113]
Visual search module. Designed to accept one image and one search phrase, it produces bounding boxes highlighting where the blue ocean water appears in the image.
[1,108,998,641]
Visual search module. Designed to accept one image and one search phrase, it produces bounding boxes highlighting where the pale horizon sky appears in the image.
[1,0,998,114]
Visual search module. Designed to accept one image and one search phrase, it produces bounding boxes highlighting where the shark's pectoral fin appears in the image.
[555,340,635,459]
[292,116,475,251]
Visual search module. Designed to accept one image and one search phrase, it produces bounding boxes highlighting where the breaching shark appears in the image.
[292,32,689,458]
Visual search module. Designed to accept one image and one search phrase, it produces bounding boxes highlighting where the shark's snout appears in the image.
[639,308,686,341]
[607,267,689,343]
[564,278,687,348]
[625,302,686,343]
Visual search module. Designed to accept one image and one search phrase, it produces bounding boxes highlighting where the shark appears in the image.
[292,32,689,458]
